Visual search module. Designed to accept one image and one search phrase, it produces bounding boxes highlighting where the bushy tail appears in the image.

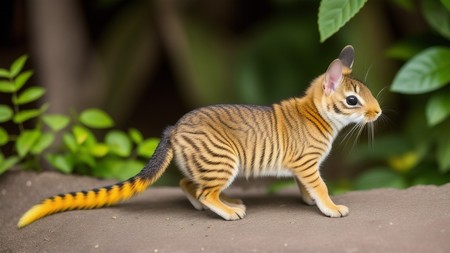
[18,127,174,228]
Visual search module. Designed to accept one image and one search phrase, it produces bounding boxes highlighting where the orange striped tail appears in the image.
[18,127,174,228]
[17,177,151,228]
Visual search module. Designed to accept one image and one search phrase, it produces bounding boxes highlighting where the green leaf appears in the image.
[0,68,10,78]
[93,158,145,180]
[14,70,33,91]
[63,133,78,153]
[0,80,15,93]
[318,0,368,42]
[46,154,74,174]
[137,138,159,159]
[437,137,450,173]
[422,0,450,40]
[0,127,8,146]
[42,114,70,131]
[391,47,450,94]
[31,133,54,155]
[354,167,407,190]
[15,86,45,105]
[442,0,450,11]
[89,143,110,157]
[79,108,114,129]
[16,130,42,157]
[128,128,143,144]
[73,125,90,145]
[10,55,28,78]
[77,149,96,168]
[13,109,42,123]
[105,130,132,157]
[0,105,13,123]
[0,156,20,175]
[426,93,450,126]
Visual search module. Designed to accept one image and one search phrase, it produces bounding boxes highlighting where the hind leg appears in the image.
[198,187,246,220]
[180,178,206,210]
[180,178,245,213]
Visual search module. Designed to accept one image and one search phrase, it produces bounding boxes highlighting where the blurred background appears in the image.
[1,0,449,193]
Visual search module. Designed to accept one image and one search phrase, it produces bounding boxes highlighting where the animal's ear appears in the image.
[323,59,343,95]
[339,45,354,69]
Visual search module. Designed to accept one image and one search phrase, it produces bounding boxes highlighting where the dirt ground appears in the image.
[1,170,450,253]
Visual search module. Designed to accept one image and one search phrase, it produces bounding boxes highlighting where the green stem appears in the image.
[10,77,24,133]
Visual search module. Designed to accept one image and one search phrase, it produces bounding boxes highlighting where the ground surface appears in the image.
[1,170,450,253]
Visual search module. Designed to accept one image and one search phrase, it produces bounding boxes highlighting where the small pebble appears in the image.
[26,180,32,187]
[154,249,159,253]
[200,247,205,251]
[1,189,6,196]
[94,245,99,249]
[389,222,394,225]
[284,243,288,247]
[112,216,117,219]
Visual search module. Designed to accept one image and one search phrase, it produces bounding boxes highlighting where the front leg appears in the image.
[294,178,315,206]
[293,164,349,217]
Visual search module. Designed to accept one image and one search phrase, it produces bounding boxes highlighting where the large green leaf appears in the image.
[0,105,13,123]
[426,93,450,126]
[89,143,110,157]
[137,138,159,159]
[92,158,145,180]
[0,80,15,93]
[13,109,42,124]
[79,108,114,129]
[15,86,45,105]
[128,128,143,144]
[16,130,42,157]
[30,133,55,155]
[42,114,70,131]
[0,127,8,146]
[63,133,78,153]
[391,47,450,94]
[0,68,10,78]
[422,0,450,40]
[46,154,74,174]
[105,130,132,157]
[318,0,368,42]
[13,70,33,92]
[9,55,28,78]
[73,125,90,145]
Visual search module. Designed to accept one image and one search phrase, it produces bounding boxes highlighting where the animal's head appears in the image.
[318,45,381,128]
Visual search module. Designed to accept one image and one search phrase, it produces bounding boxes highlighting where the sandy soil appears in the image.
[1,170,450,253]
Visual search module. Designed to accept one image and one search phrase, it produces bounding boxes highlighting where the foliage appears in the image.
[0,55,159,179]
[319,0,450,193]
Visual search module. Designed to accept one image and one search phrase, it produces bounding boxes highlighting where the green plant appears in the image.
[318,0,450,192]
[0,55,159,180]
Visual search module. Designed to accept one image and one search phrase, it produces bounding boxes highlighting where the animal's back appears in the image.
[171,104,285,180]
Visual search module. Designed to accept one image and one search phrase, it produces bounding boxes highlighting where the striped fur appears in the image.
[17,128,174,228]
[18,45,381,227]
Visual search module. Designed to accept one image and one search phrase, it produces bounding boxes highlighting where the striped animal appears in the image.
[18,45,381,227]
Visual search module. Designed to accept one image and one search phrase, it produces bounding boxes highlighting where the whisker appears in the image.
[364,64,374,83]
[340,123,361,146]
[351,123,365,151]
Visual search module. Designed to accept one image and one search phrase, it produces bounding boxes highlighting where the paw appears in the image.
[322,204,349,218]
[301,195,316,206]
[226,205,246,220]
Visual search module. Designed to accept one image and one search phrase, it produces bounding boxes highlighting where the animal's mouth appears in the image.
[365,110,382,123]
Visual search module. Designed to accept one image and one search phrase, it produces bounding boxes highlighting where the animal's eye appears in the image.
[346,95,358,106]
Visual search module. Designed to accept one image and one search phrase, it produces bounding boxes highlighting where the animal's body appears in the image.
[18,45,381,228]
